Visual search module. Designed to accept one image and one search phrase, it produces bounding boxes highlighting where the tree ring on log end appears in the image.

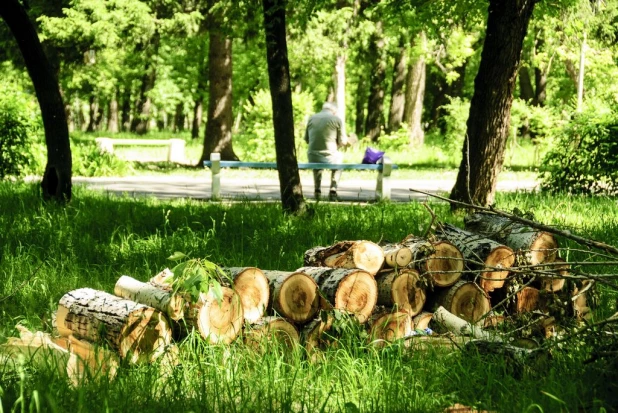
[198,287,244,344]
[370,311,413,344]
[445,282,491,323]
[529,232,559,265]
[232,267,269,323]
[427,241,464,287]
[335,271,377,323]
[278,273,320,323]
[392,269,426,316]
[481,246,515,292]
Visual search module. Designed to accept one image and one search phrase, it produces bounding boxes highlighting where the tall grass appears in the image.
[1,182,617,412]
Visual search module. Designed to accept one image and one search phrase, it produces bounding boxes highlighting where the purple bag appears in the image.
[362,147,385,164]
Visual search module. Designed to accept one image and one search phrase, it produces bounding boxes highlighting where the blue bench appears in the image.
[203,152,397,200]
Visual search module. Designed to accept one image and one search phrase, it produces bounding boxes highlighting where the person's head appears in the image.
[322,102,337,114]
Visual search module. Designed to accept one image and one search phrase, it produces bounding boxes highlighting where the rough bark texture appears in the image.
[450,0,536,207]
[304,240,384,275]
[403,32,426,146]
[369,311,413,344]
[464,212,558,266]
[374,269,426,316]
[301,314,333,355]
[436,223,515,292]
[365,19,386,142]
[199,27,238,162]
[191,99,203,139]
[0,0,72,202]
[263,270,320,324]
[431,282,491,324]
[55,288,172,364]
[114,275,185,321]
[225,267,270,323]
[387,42,406,133]
[262,0,306,214]
[297,266,377,323]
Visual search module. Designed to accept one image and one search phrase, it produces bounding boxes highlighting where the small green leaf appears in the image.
[211,281,223,303]
[168,251,187,261]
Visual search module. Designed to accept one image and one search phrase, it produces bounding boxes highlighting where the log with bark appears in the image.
[435,223,515,292]
[369,311,413,344]
[304,240,385,275]
[301,313,333,355]
[573,280,593,321]
[244,316,300,349]
[263,270,320,324]
[114,275,185,321]
[413,311,433,330]
[374,268,426,316]
[297,266,378,323]
[540,257,567,293]
[55,288,172,364]
[226,267,270,323]
[464,212,558,266]
[432,306,499,341]
[429,280,491,324]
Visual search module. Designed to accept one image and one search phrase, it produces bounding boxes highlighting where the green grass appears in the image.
[1,183,617,412]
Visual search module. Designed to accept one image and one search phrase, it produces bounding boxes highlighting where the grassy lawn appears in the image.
[1,182,617,412]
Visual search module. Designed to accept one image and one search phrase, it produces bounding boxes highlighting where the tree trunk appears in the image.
[450,0,536,207]
[174,103,185,132]
[334,54,347,137]
[354,75,367,136]
[387,41,406,133]
[131,33,159,135]
[430,281,491,324]
[86,96,97,132]
[225,267,270,323]
[296,267,377,323]
[55,288,172,364]
[464,212,558,266]
[114,275,185,321]
[304,240,384,275]
[191,99,203,139]
[369,311,413,344]
[403,32,427,146]
[120,87,131,132]
[0,0,72,202]
[534,66,547,107]
[262,0,306,214]
[374,268,426,316]
[64,102,74,132]
[244,316,299,349]
[519,67,535,103]
[94,101,105,131]
[262,270,321,324]
[435,223,515,292]
[107,92,119,133]
[365,20,386,142]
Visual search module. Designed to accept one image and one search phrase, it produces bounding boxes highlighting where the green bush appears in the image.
[0,94,39,179]
[540,110,618,195]
[72,142,134,177]
[440,96,470,153]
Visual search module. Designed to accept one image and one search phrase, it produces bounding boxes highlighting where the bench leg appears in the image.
[211,153,221,200]
[376,156,393,200]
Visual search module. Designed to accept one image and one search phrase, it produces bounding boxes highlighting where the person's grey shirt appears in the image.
[304,109,345,163]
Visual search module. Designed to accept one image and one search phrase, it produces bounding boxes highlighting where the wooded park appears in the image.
[1,0,618,412]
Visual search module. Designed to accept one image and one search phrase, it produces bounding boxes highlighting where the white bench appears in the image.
[203,152,397,201]
[95,137,185,163]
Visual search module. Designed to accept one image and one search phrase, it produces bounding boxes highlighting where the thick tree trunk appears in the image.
[174,103,185,132]
[245,316,299,349]
[374,268,425,316]
[450,0,536,207]
[369,311,413,344]
[297,267,377,323]
[86,96,97,132]
[94,101,105,131]
[435,223,515,292]
[430,281,491,324]
[304,240,384,275]
[120,87,131,132]
[387,42,406,133]
[261,0,306,214]
[225,267,270,323]
[464,212,558,266]
[0,0,72,202]
[107,92,119,133]
[403,32,426,146]
[131,33,159,135]
[55,288,172,363]
[262,270,321,324]
[365,20,386,142]
[191,99,203,139]
[114,275,185,321]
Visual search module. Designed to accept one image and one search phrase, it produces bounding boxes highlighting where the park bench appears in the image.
[95,137,185,163]
[203,152,397,201]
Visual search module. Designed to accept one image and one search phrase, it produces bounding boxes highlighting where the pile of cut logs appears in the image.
[2,212,592,382]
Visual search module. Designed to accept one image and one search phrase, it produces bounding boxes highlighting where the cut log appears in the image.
[413,311,433,330]
[483,314,506,329]
[226,267,270,323]
[304,240,385,275]
[464,212,558,265]
[375,268,426,316]
[425,240,465,287]
[263,270,320,324]
[184,287,244,344]
[369,311,413,344]
[150,267,174,285]
[430,280,491,324]
[432,306,499,341]
[55,288,172,364]
[296,266,378,323]
[382,243,414,268]
[114,275,185,321]
[515,286,541,313]
[573,280,593,321]
[301,313,333,354]
[435,223,515,292]
[540,257,567,293]
[244,316,300,349]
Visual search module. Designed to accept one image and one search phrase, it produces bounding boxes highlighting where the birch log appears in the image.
[374,268,426,316]
[115,275,185,320]
[226,267,270,323]
[297,266,378,323]
[369,311,413,344]
[430,280,491,323]
[244,316,300,349]
[435,223,515,292]
[301,313,333,354]
[464,212,558,265]
[304,240,385,275]
[262,270,320,324]
[432,306,499,341]
[55,288,172,364]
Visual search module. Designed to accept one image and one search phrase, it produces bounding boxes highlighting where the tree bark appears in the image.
[374,268,426,316]
[304,240,384,275]
[131,33,159,135]
[450,0,536,207]
[107,91,119,133]
[365,20,386,142]
[403,32,426,146]
[354,75,367,136]
[519,67,535,103]
[173,103,185,132]
[86,96,97,132]
[191,99,203,139]
[114,275,185,321]
[262,270,321,324]
[387,41,406,133]
[262,0,306,214]
[0,0,73,202]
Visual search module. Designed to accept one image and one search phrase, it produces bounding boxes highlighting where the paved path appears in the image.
[73,174,539,203]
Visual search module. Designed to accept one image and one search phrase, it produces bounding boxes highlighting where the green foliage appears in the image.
[164,253,228,303]
[71,142,134,177]
[540,109,618,195]
[439,96,470,153]
[0,93,40,179]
